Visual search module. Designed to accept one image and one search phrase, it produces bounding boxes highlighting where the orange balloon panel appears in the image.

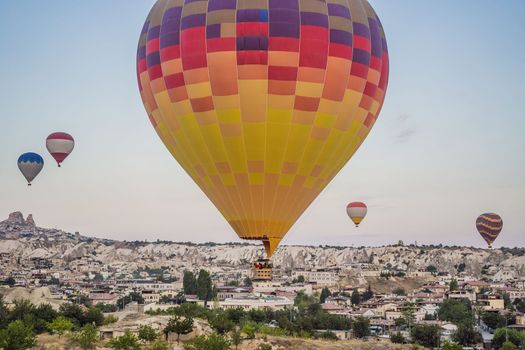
[137,0,389,257]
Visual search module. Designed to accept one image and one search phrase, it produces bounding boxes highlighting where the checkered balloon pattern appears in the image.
[137,0,389,256]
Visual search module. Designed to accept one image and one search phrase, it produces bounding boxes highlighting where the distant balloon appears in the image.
[347,202,367,227]
[46,132,75,167]
[18,153,44,186]
[476,213,503,248]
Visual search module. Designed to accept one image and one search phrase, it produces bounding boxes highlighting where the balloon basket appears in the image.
[252,259,273,281]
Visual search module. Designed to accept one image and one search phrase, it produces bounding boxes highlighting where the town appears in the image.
[1,212,525,349]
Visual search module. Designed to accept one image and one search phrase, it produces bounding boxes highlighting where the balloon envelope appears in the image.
[46,132,74,167]
[347,202,367,227]
[18,152,44,185]
[137,0,389,257]
[476,213,503,248]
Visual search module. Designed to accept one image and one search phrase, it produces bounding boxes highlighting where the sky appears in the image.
[0,1,524,249]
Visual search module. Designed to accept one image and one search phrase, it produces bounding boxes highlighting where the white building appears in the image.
[219,295,293,311]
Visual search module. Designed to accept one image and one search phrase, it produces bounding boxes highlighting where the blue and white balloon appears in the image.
[18,152,44,186]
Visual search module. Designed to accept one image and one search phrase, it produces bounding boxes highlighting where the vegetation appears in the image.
[453,324,482,346]
[68,324,99,350]
[482,312,507,330]
[410,324,441,348]
[492,328,525,350]
[49,316,74,337]
[183,334,231,350]
[139,325,159,343]
[393,287,407,296]
[390,331,405,344]
[438,299,473,326]
[164,315,194,342]
[352,316,370,338]
[108,330,141,350]
[0,320,37,350]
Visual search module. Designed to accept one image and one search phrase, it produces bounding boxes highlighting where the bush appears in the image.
[352,316,370,338]
[183,334,231,350]
[108,330,141,350]
[390,331,405,344]
[411,324,441,348]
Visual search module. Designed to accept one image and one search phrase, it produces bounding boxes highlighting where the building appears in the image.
[219,295,292,311]
[216,286,253,301]
[478,294,505,311]
[291,269,338,286]
[447,290,476,303]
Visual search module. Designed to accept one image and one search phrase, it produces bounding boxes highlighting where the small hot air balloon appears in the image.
[18,153,44,186]
[347,202,367,227]
[137,0,389,257]
[46,132,75,167]
[476,213,503,248]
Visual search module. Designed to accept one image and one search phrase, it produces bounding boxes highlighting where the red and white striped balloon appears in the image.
[46,132,75,167]
[346,202,368,227]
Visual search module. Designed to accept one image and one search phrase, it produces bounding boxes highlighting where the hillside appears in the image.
[1,211,525,278]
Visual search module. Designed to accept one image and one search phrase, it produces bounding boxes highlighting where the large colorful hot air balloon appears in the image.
[476,213,503,248]
[137,0,389,257]
[46,132,75,167]
[18,153,44,186]
[347,202,367,227]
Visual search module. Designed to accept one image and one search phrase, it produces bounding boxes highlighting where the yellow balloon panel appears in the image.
[137,0,389,257]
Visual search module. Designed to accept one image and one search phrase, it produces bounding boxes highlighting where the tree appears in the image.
[3,277,15,287]
[453,324,482,346]
[361,284,374,301]
[49,316,74,337]
[146,339,170,350]
[108,330,141,350]
[352,316,370,338]
[450,278,459,291]
[231,329,242,350]
[351,288,361,305]
[183,334,231,350]
[196,269,214,302]
[438,299,473,326]
[60,302,85,326]
[0,320,37,350]
[390,331,405,344]
[401,302,416,331]
[68,324,99,350]
[0,295,8,328]
[441,341,463,350]
[482,312,507,330]
[411,324,441,349]
[116,292,144,310]
[85,307,104,326]
[183,271,197,295]
[164,315,194,342]
[492,328,525,350]
[320,288,331,303]
[242,322,256,339]
[503,293,513,310]
[499,341,517,350]
[426,265,438,274]
[209,312,235,335]
[139,325,158,343]
[243,276,253,287]
[393,287,406,296]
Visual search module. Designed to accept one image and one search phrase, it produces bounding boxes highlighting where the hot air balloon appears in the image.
[476,213,503,248]
[18,153,44,186]
[347,202,367,227]
[137,0,389,258]
[46,132,75,167]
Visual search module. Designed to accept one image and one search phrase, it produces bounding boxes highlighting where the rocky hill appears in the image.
[1,212,524,277]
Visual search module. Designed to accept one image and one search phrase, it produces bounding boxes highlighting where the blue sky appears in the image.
[0,1,524,248]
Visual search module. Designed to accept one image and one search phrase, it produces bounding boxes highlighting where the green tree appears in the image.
[450,278,459,291]
[0,320,37,350]
[183,271,197,295]
[401,302,416,331]
[209,312,235,335]
[352,316,370,338]
[231,329,242,350]
[0,295,9,328]
[293,275,305,284]
[49,316,74,337]
[499,341,517,350]
[108,330,141,350]
[453,324,482,346]
[492,328,525,350]
[3,277,16,287]
[8,299,35,322]
[438,299,473,326]
[503,293,513,310]
[351,288,361,305]
[243,276,253,287]
[411,324,441,349]
[242,322,257,339]
[320,287,331,303]
[164,315,194,342]
[426,265,438,274]
[196,269,214,302]
[59,302,85,326]
[393,287,407,296]
[68,324,99,350]
[85,307,104,326]
[139,325,158,343]
[390,331,405,344]
[256,344,273,350]
[183,334,231,350]
[146,339,170,350]
[482,312,507,330]
[441,340,463,350]
[361,284,374,301]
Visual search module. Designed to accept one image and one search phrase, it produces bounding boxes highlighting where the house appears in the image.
[441,323,458,341]
[478,294,504,311]
[220,295,292,311]
[447,290,476,303]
